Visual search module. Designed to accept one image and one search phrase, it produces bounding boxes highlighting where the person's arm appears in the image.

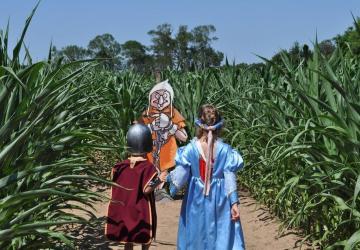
[175,128,188,142]
[171,109,188,142]
[143,171,167,195]
[168,120,188,142]
[223,146,244,221]
[231,203,240,221]
[165,145,192,197]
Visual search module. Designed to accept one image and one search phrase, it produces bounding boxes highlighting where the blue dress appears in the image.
[169,138,245,250]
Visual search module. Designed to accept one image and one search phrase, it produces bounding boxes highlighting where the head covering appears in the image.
[126,123,153,155]
[147,79,174,117]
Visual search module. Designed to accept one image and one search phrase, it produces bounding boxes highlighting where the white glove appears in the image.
[168,124,178,135]
[151,113,171,130]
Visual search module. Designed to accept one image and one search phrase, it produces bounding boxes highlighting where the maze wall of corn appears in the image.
[1,8,360,250]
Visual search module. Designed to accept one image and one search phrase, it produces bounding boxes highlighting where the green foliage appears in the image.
[148,23,176,70]
[88,33,122,70]
[54,23,224,73]
[190,25,224,69]
[271,42,313,67]
[335,17,360,56]
[139,41,360,248]
[318,40,336,57]
[3,4,360,249]
[221,44,360,248]
[83,70,151,160]
[121,40,153,73]
[174,25,193,71]
[55,45,89,62]
[0,7,116,249]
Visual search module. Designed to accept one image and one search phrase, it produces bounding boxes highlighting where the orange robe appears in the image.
[141,107,186,171]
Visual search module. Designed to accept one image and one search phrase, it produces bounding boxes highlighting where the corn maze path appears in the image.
[68,187,309,250]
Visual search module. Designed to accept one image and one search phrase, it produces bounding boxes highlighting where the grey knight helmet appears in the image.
[126,123,153,155]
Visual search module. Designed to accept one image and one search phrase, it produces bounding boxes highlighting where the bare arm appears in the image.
[231,203,240,221]
[175,128,188,142]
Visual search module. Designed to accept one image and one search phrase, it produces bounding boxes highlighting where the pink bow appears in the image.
[203,130,213,196]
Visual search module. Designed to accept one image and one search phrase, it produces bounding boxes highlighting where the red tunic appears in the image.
[105,159,158,244]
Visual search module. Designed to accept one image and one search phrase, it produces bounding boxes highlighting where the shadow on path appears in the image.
[65,216,118,250]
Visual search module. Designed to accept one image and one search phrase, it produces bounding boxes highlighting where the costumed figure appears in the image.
[166,104,246,250]
[140,79,188,182]
[105,124,167,250]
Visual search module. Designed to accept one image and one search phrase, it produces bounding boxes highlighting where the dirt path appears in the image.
[68,187,308,250]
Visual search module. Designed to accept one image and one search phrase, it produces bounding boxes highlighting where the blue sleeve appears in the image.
[229,191,239,206]
[167,144,192,196]
[224,147,244,172]
[224,146,244,205]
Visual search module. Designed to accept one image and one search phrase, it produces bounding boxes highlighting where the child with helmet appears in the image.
[105,123,167,250]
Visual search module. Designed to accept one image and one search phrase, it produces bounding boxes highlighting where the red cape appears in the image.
[105,159,157,244]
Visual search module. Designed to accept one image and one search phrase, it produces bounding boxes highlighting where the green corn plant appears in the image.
[81,70,151,163]
[166,69,213,136]
[2,3,360,249]
[0,6,115,249]
[217,43,360,248]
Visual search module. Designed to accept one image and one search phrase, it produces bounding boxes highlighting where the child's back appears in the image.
[106,157,158,244]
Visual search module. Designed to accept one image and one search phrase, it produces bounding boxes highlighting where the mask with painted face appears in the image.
[150,89,171,110]
[147,79,174,117]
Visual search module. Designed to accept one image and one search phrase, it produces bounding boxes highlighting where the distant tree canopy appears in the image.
[334,17,360,55]
[53,23,223,72]
[52,33,122,70]
[148,23,176,70]
[264,17,359,69]
[121,40,153,73]
[318,40,336,57]
[147,23,223,71]
[56,45,88,61]
[88,33,122,70]
[53,17,360,72]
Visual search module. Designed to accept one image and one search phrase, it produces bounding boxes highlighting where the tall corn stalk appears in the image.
[217,45,360,248]
[0,6,114,249]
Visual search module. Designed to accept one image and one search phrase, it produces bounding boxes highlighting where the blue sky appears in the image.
[1,0,360,63]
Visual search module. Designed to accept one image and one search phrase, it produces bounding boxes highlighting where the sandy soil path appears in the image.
[68,187,308,250]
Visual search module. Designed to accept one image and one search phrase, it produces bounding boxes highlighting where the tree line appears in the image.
[52,23,223,72]
[53,18,360,72]
[269,17,360,67]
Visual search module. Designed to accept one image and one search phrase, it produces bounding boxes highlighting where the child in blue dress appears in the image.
[166,104,245,250]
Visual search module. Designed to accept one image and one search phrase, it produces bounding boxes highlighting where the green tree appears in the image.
[318,39,336,57]
[121,40,153,73]
[57,45,88,61]
[334,17,360,55]
[271,42,312,66]
[190,25,223,69]
[148,23,176,70]
[147,24,223,71]
[88,33,122,70]
[288,41,302,64]
[174,25,193,71]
